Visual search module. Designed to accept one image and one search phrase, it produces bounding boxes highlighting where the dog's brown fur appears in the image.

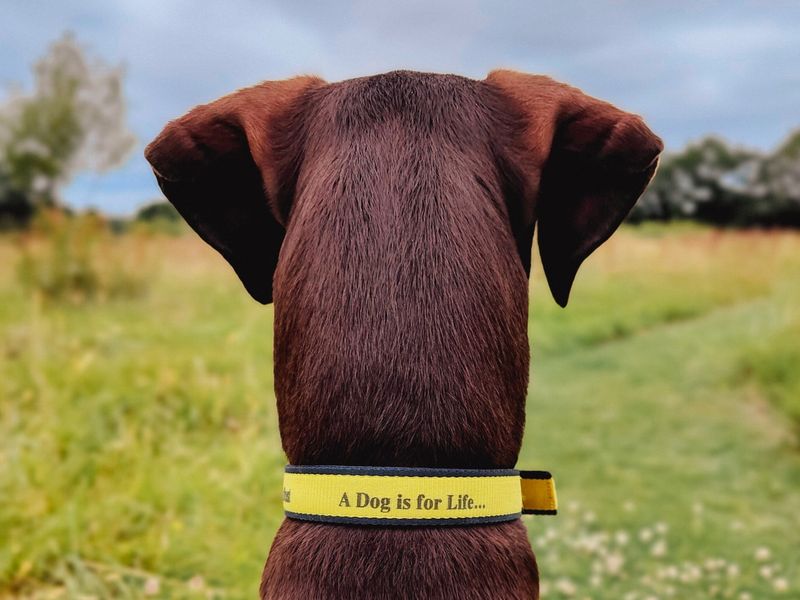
[145,69,662,599]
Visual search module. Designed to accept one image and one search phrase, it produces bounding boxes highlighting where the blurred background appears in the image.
[1,2,799,598]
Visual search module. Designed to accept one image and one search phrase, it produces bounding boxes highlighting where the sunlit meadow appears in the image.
[1,225,799,599]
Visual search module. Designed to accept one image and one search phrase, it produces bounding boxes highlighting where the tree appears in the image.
[752,129,800,227]
[0,33,135,227]
[630,133,800,227]
[135,200,181,223]
[630,137,761,224]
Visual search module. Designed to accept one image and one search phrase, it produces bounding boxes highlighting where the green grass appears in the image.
[735,322,800,437]
[1,227,799,598]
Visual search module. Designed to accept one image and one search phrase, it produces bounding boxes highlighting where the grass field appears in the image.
[1,225,799,599]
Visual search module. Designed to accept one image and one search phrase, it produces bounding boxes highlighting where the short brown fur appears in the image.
[145,69,662,599]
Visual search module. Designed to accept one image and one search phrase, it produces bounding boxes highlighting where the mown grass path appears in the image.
[524,276,800,598]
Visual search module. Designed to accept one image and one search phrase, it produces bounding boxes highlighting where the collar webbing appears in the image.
[282,465,557,526]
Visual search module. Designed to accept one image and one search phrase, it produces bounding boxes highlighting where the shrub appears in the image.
[15,209,150,304]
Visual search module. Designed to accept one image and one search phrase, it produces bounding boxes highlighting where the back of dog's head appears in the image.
[145,70,662,467]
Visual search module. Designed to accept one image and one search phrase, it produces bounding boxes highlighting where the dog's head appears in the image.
[145,70,662,307]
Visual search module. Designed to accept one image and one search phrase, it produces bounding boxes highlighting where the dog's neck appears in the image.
[271,73,530,469]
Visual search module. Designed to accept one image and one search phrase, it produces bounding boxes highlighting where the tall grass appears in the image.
[15,211,153,305]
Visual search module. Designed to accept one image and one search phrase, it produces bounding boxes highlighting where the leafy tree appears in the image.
[0,33,135,227]
[135,200,181,223]
[631,132,800,227]
[630,137,760,224]
[751,129,800,226]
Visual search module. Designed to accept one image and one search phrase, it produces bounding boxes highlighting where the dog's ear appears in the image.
[486,70,663,307]
[144,76,325,303]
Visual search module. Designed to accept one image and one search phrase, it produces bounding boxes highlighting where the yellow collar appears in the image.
[282,465,557,526]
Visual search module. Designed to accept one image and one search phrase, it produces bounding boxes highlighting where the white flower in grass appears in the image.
[539,581,549,596]
[679,563,702,583]
[726,563,740,578]
[575,534,603,554]
[583,510,596,523]
[655,522,668,535]
[590,574,602,587]
[759,565,774,579]
[555,577,577,596]
[143,577,160,596]
[738,593,752,600]
[623,501,636,513]
[188,575,205,591]
[754,547,771,562]
[659,565,678,580]
[704,558,726,571]
[605,552,625,575]
[615,530,630,546]
[650,540,667,557]
[639,528,654,542]
[773,577,789,593]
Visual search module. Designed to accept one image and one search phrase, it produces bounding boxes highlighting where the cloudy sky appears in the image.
[2,1,799,214]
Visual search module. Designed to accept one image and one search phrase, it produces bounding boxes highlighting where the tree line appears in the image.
[629,131,800,227]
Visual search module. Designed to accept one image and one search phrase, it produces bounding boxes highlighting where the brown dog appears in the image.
[145,69,662,599]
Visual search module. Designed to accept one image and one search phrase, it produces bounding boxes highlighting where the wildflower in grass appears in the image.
[773,577,789,593]
[144,577,160,596]
[679,563,702,583]
[555,577,577,596]
[704,558,725,571]
[188,575,206,591]
[540,581,550,596]
[658,565,678,580]
[605,552,625,575]
[534,507,792,598]
[754,546,771,562]
[650,540,667,557]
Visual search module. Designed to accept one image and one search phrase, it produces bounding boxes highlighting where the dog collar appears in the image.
[282,465,557,526]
